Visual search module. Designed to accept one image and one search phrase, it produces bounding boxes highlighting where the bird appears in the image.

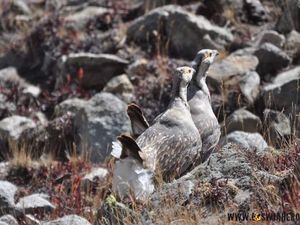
[125,49,220,163]
[112,66,202,200]
[188,49,220,163]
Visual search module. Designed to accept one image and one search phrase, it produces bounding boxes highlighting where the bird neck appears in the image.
[192,62,211,100]
[171,77,189,107]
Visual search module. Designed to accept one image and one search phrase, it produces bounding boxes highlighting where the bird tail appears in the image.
[117,134,143,163]
[127,103,149,138]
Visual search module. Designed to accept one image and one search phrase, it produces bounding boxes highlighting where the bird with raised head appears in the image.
[124,49,220,164]
[112,66,202,200]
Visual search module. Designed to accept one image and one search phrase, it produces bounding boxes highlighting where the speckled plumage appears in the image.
[119,67,202,181]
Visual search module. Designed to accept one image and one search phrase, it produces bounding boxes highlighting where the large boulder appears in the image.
[276,0,300,34]
[64,6,112,30]
[207,54,258,89]
[127,5,233,59]
[223,108,262,134]
[221,131,268,154]
[239,71,260,104]
[61,53,129,89]
[254,43,291,78]
[103,74,134,103]
[0,116,36,159]
[42,215,91,225]
[74,93,130,163]
[286,30,300,63]
[15,193,55,214]
[0,181,17,215]
[263,66,300,110]
[258,30,285,48]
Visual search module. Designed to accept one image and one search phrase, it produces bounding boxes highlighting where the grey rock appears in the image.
[0,67,41,98]
[81,167,109,190]
[0,116,36,142]
[254,43,291,77]
[286,30,300,60]
[0,215,18,225]
[276,0,300,34]
[103,74,134,103]
[0,181,17,214]
[64,6,112,30]
[221,131,268,153]
[16,193,55,214]
[55,98,87,117]
[150,180,195,208]
[127,5,233,59]
[74,93,130,163]
[263,109,291,147]
[258,30,285,48]
[207,54,258,89]
[0,163,10,180]
[224,108,262,134]
[63,53,129,89]
[263,66,300,110]
[0,94,16,118]
[239,71,260,103]
[243,0,268,24]
[42,215,91,225]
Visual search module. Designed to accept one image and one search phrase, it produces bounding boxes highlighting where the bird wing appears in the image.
[127,103,150,138]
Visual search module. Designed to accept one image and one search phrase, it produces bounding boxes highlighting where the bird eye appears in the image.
[188,69,191,73]
[209,52,212,57]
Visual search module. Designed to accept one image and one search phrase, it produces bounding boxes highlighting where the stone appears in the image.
[64,6,112,30]
[207,54,258,88]
[0,215,18,225]
[16,193,55,214]
[63,53,129,89]
[243,0,268,24]
[263,109,291,147]
[286,30,300,62]
[221,131,268,153]
[254,43,291,77]
[239,71,260,103]
[0,181,17,214]
[81,167,109,190]
[0,67,41,97]
[258,30,285,48]
[74,93,130,163]
[263,66,300,110]
[127,5,233,60]
[54,98,87,117]
[103,74,134,103]
[0,116,36,145]
[42,215,91,225]
[0,94,16,120]
[223,108,262,134]
[276,0,300,34]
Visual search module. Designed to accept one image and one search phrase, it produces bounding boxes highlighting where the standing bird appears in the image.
[125,49,220,163]
[112,66,201,200]
[188,49,220,163]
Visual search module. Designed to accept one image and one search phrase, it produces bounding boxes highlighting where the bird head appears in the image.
[191,49,219,69]
[175,66,195,84]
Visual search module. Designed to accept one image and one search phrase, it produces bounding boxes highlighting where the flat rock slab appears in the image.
[16,193,55,214]
[63,53,129,89]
